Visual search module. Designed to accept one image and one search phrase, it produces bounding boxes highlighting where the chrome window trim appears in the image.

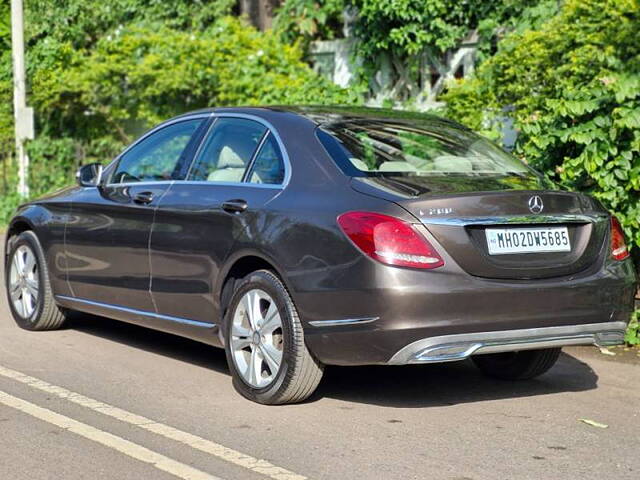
[242,130,271,183]
[102,111,291,190]
[168,180,283,190]
[103,180,282,190]
[102,180,175,188]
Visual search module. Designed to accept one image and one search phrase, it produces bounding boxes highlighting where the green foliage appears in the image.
[0,0,9,49]
[625,310,640,345]
[277,0,539,54]
[438,77,502,141]
[443,0,640,254]
[0,3,353,225]
[276,1,542,100]
[275,0,347,43]
[0,0,12,147]
[475,0,559,63]
[0,162,21,226]
[1,1,15,226]
[34,18,350,137]
[25,0,236,48]
[355,0,484,56]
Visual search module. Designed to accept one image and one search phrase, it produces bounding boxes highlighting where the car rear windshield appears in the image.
[317,120,530,177]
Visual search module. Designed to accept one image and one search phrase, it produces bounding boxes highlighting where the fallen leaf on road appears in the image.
[598,347,616,356]
[579,418,608,428]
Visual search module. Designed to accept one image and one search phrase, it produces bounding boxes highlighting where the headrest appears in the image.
[349,158,370,171]
[378,161,418,172]
[217,145,246,169]
[433,155,473,172]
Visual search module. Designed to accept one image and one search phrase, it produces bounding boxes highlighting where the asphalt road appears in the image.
[0,240,638,480]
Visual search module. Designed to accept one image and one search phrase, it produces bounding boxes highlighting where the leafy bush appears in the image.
[275,0,348,43]
[275,1,541,100]
[625,310,640,345]
[24,0,237,48]
[0,7,353,225]
[443,0,640,253]
[443,0,640,343]
[28,16,351,145]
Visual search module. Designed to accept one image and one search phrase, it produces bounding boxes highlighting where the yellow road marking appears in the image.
[0,389,221,480]
[0,365,306,480]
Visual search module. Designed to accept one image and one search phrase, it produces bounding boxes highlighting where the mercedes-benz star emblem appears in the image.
[528,195,544,214]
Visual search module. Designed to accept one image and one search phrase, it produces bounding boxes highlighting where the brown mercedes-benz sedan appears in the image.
[4,107,637,404]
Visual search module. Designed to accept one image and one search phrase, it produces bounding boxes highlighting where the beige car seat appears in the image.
[378,161,419,172]
[432,155,474,173]
[207,146,248,182]
[349,158,370,171]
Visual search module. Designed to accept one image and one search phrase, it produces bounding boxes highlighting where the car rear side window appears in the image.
[110,119,203,184]
[246,134,285,185]
[317,121,530,177]
[188,118,267,183]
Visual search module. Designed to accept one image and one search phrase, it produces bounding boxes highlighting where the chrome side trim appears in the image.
[420,214,607,226]
[387,321,627,365]
[102,180,283,190]
[55,295,215,328]
[102,180,175,188]
[168,180,283,190]
[308,317,379,327]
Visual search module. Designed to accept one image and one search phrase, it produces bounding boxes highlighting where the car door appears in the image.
[150,115,288,324]
[64,116,207,312]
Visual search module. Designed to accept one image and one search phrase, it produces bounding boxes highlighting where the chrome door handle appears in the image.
[133,191,154,205]
[222,199,248,214]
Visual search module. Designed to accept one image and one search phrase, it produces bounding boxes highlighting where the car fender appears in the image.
[216,246,293,302]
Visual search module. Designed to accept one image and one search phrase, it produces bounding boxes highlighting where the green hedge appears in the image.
[443,0,640,250]
[0,11,353,225]
[443,0,639,343]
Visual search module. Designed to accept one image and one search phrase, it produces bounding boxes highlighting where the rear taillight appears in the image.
[610,216,630,261]
[337,211,444,269]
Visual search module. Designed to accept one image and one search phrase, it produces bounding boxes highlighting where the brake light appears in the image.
[610,216,630,261]
[337,211,444,269]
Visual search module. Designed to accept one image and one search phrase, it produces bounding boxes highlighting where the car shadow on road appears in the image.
[68,314,599,408]
[67,313,230,375]
[313,354,598,407]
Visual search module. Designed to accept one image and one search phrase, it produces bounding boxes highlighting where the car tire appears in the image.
[5,231,68,331]
[223,269,324,405]
[472,348,561,380]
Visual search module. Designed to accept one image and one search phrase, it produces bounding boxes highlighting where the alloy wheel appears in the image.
[230,288,284,388]
[9,245,40,319]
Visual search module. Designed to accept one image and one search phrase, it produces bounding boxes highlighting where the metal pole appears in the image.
[11,0,29,198]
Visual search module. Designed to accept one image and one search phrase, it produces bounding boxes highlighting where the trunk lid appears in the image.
[351,175,609,279]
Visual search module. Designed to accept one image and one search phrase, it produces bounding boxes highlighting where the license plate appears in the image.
[485,227,571,255]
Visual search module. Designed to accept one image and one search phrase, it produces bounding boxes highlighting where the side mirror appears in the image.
[76,163,103,187]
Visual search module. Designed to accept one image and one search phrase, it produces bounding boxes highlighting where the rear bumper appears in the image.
[387,321,627,365]
[298,257,636,366]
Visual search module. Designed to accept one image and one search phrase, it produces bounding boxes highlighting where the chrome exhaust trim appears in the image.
[388,321,627,365]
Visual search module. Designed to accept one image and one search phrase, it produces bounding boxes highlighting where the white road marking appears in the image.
[0,365,307,480]
[0,389,221,480]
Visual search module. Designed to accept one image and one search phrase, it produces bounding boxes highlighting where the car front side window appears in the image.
[110,119,203,184]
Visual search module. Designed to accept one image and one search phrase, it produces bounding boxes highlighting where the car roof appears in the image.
[173,105,470,131]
